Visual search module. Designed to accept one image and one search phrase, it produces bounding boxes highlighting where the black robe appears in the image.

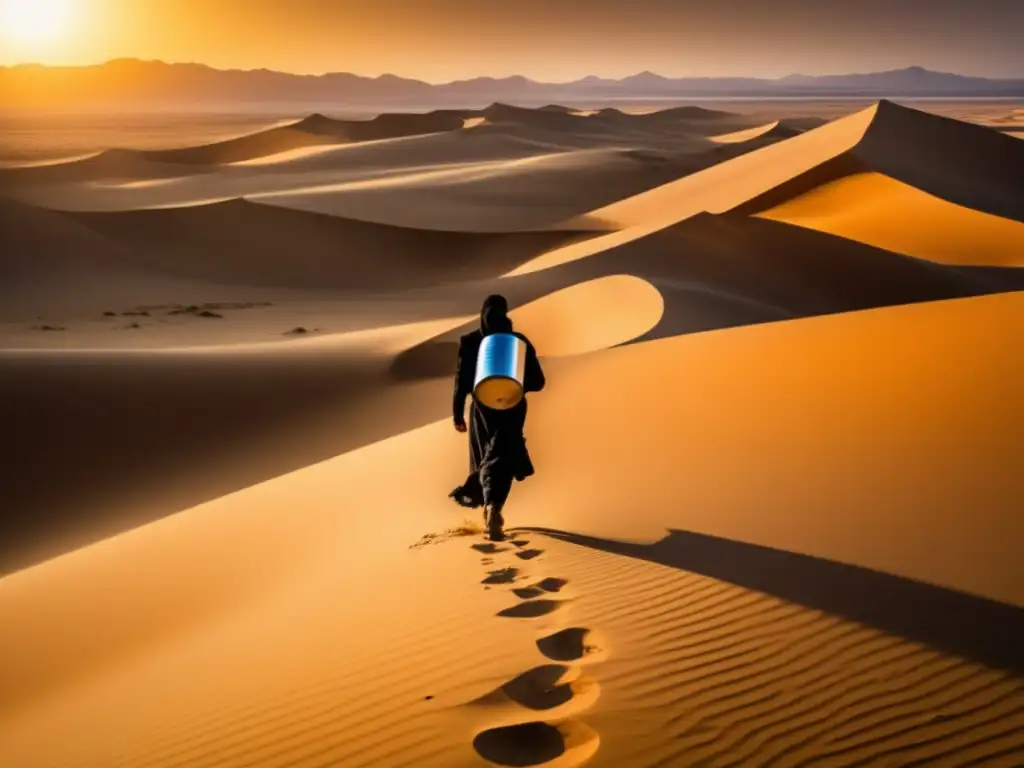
[450,322,545,510]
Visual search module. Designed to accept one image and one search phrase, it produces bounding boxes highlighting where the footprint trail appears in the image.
[468,536,609,766]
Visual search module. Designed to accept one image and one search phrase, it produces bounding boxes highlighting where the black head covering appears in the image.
[480,294,512,336]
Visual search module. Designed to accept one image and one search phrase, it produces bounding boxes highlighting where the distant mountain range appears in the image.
[4,60,1023,108]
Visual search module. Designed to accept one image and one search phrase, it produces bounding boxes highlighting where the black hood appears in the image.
[480,294,512,336]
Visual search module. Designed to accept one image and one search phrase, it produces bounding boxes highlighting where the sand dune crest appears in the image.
[754,171,1024,267]
[509,275,665,356]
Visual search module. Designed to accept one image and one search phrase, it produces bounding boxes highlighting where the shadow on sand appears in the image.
[512,526,1024,675]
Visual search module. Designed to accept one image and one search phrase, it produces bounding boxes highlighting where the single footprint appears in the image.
[516,549,544,561]
[534,578,568,593]
[473,719,600,767]
[513,577,569,600]
[508,539,530,548]
[474,543,510,554]
[536,628,608,664]
[482,568,519,585]
[497,600,564,619]
[470,665,600,714]
[513,586,545,600]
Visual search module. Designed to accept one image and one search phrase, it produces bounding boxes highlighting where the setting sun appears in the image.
[2,0,73,45]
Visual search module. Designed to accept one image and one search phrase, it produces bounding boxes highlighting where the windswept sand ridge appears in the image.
[32,198,592,292]
[0,102,767,184]
[0,151,102,169]
[0,196,237,316]
[512,100,1024,276]
[114,110,470,166]
[593,100,1024,229]
[1,292,1020,767]
[0,129,552,189]
[481,102,750,135]
[0,328,444,576]
[389,209,1024,383]
[726,102,1024,229]
[4,100,1022,340]
[508,275,664,356]
[3,127,779,232]
[138,124,342,166]
[0,147,209,185]
[0,193,599,319]
[0,275,659,574]
[8,158,1021,339]
[1,102,814,236]
[504,105,892,276]
[0,182,592,322]
[709,120,803,144]
[0,111,472,183]
[754,171,1024,267]
[249,144,777,232]
[0,195,129,276]
[460,117,714,153]
[389,275,667,383]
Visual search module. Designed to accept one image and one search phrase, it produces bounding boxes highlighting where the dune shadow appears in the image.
[514,526,1024,674]
[630,214,1024,343]
[385,209,1024,386]
[388,339,460,382]
[0,353,454,575]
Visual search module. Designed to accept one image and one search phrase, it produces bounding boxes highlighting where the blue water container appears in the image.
[473,332,527,410]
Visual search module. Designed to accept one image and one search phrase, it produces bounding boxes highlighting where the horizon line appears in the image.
[3,57,1023,86]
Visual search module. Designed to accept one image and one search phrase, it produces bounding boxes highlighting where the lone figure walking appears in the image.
[450,294,545,541]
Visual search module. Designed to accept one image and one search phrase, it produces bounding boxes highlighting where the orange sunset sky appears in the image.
[2,0,1023,82]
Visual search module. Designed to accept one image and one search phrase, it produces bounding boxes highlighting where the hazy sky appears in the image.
[2,0,1023,81]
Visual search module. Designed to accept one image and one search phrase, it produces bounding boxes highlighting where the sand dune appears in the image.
[501,105,893,276]
[5,132,752,232]
[248,147,747,231]
[119,111,469,166]
[0,196,238,316]
[6,204,1020,564]
[0,275,658,573]
[753,171,1024,267]
[508,275,664,356]
[2,98,1022,767]
[66,198,584,290]
[0,147,207,185]
[2,102,802,234]
[709,120,801,144]
[0,103,756,182]
[510,100,1024,276]
[139,124,344,166]
[587,100,1023,229]
[0,319,455,574]
[2,197,589,300]
[390,211,1024,382]
[1,292,1020,767]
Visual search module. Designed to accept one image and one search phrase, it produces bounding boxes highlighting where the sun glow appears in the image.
[2,0,73,46]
